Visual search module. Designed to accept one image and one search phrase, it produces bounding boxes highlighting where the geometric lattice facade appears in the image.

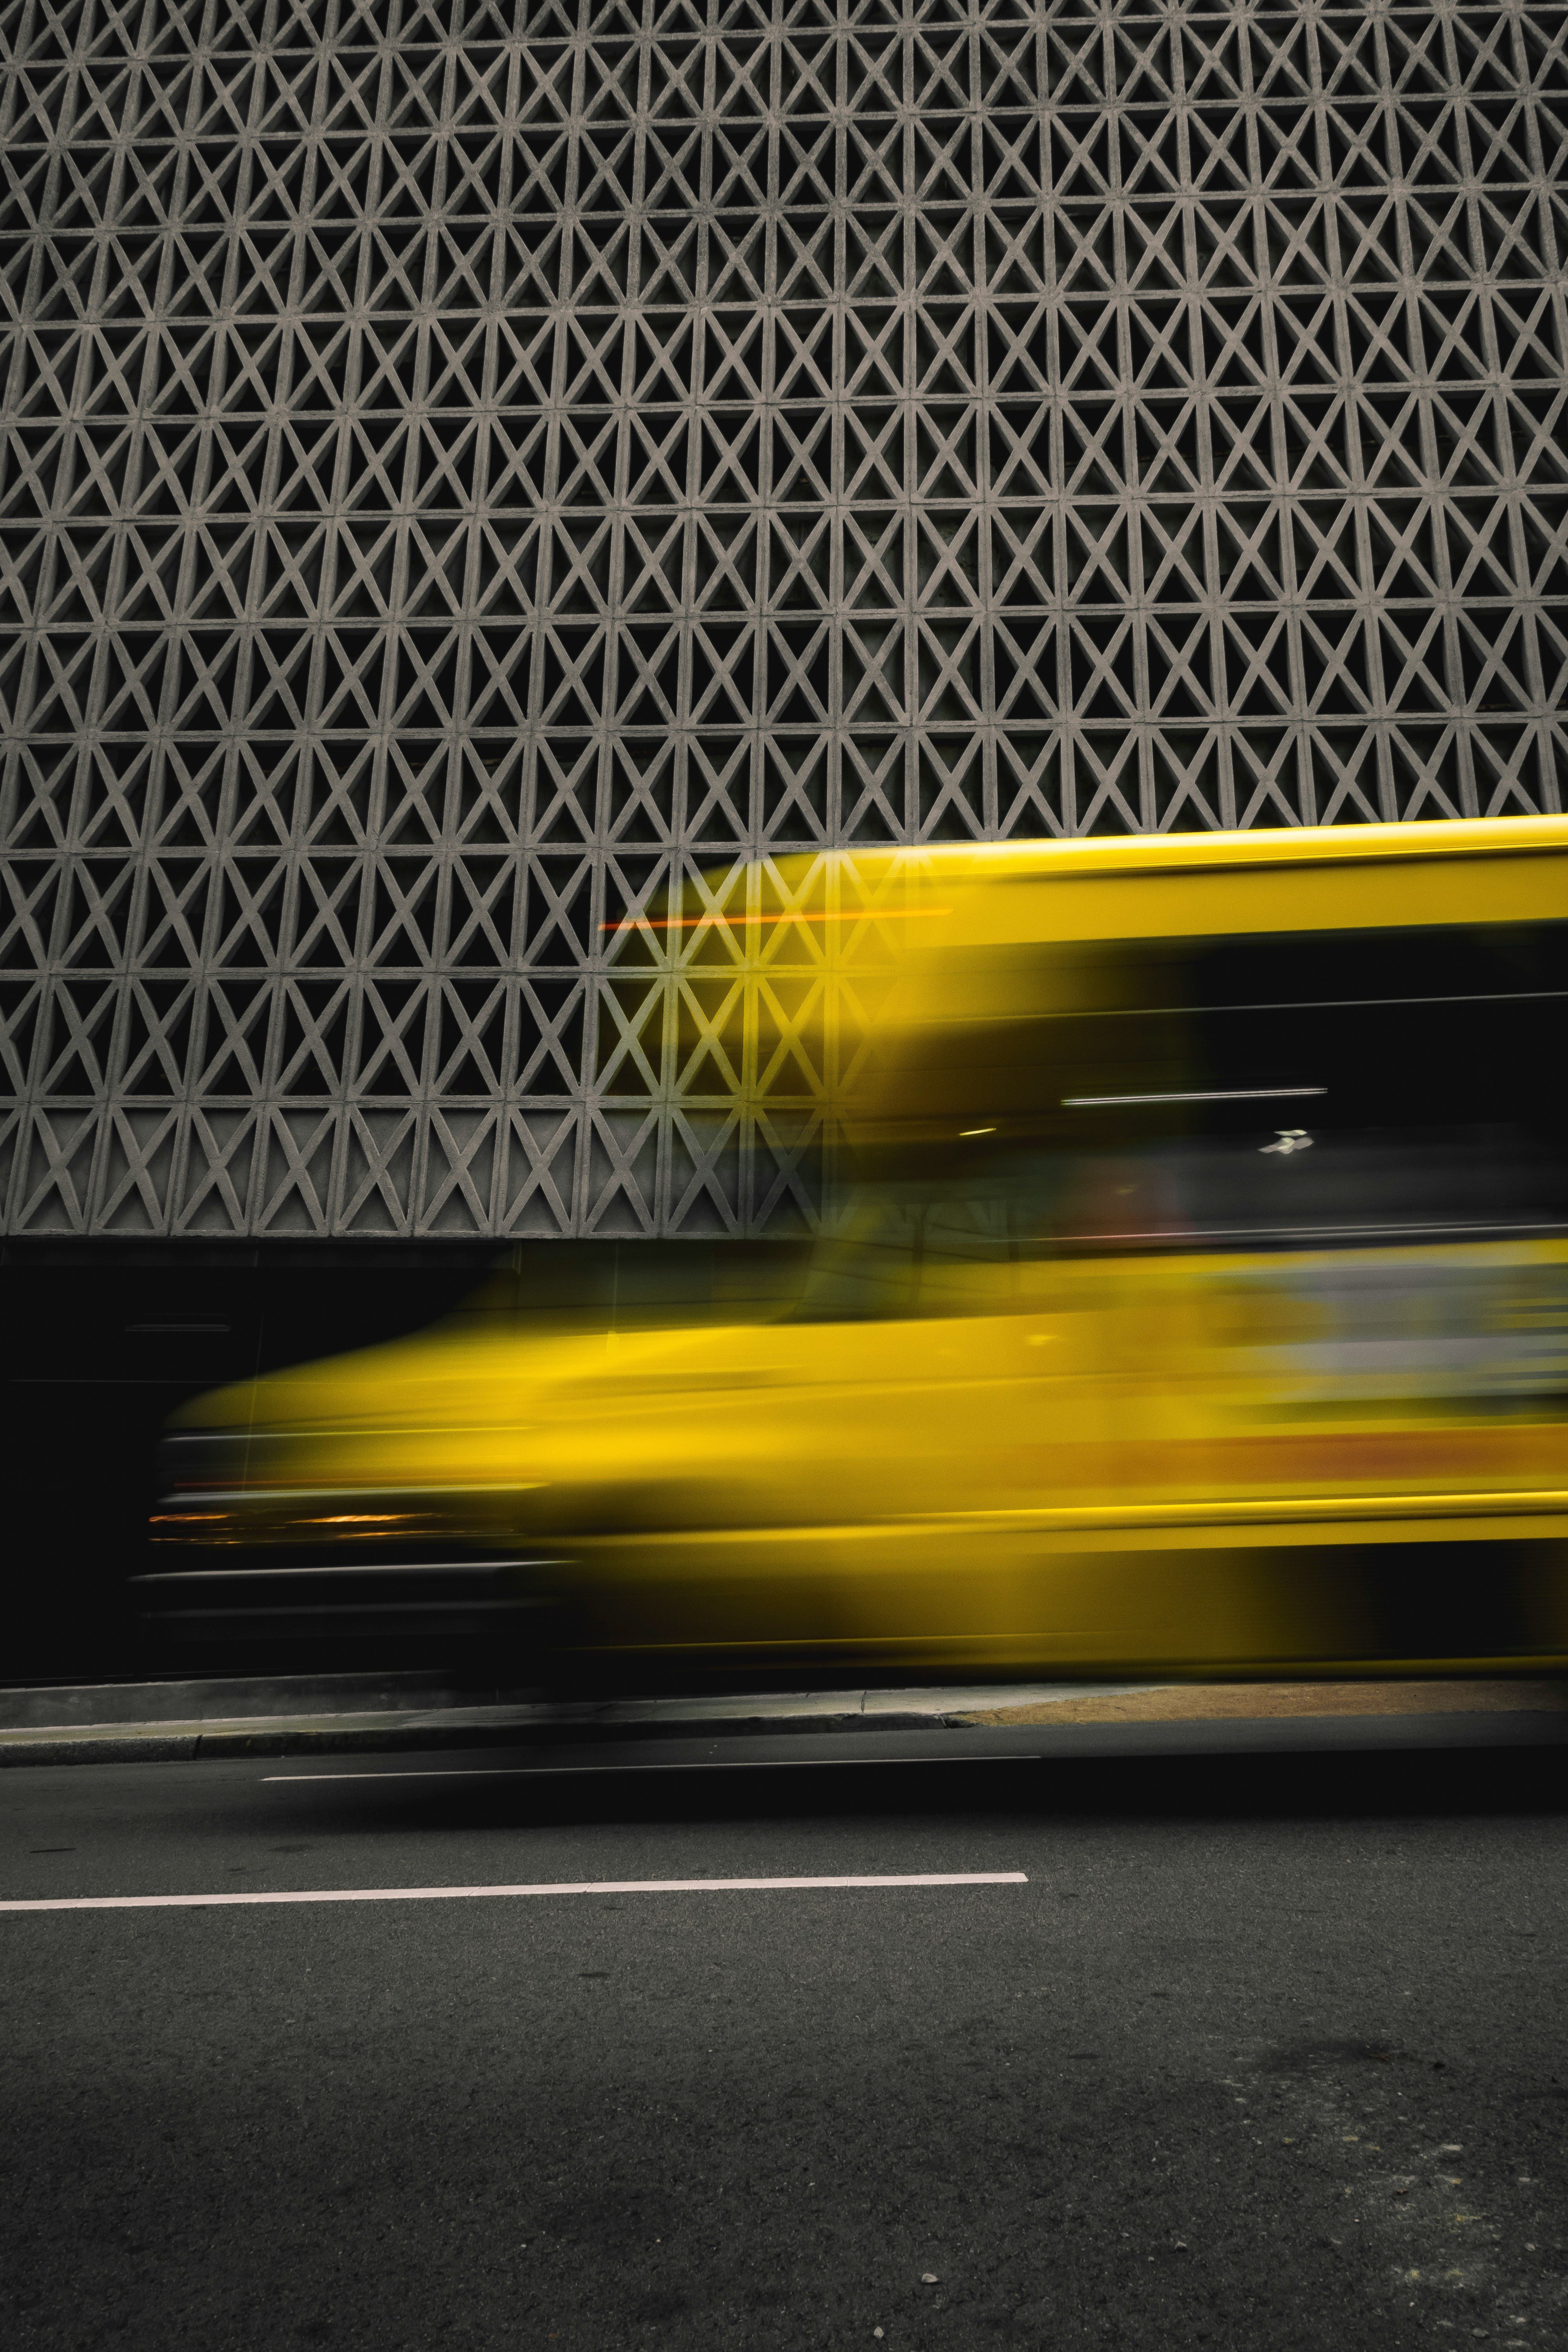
[2,0,1564,1239]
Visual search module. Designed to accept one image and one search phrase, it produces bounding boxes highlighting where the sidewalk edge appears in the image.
[0,1709,951,1768]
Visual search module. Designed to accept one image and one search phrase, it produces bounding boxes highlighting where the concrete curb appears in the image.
[0,1704,960,1768]
[0,1672,1156,1766]
[5,1674,1560,1770]
[5,1734,212,1768]
[8,1709,1568,1774]
[0,1671,526,1731]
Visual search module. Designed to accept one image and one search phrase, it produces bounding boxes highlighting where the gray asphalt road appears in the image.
[2,1737,1565,2352]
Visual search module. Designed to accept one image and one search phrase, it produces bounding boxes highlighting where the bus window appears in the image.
[803,920,1568,1312]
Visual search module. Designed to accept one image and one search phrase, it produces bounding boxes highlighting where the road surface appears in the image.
[2,1733,1564,2350]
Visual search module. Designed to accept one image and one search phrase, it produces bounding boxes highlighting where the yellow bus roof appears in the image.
[743,816,1568,955]
[810,811,1568,887]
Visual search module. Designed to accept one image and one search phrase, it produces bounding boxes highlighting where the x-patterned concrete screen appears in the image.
[2,0,1564,1242]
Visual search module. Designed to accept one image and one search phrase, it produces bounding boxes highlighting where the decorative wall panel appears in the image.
[2,0,1564,1238]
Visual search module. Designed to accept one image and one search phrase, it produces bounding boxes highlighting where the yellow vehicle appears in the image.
[145,816,1568,1683]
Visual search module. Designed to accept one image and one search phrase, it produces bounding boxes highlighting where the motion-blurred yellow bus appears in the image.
[146,815,1568,1682]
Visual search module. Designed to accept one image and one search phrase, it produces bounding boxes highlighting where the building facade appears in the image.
[3,0,1564,1240]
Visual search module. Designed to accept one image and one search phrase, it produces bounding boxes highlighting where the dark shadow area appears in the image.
[248,1739,1568,1842]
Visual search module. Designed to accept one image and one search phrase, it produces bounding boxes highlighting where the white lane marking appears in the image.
[0,1873,1026,1914]
[265,1768,539,1781]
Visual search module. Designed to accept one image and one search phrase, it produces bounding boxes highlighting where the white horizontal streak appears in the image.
[1062,1086,1327,1107]
[261,1755,1022,1782]
[0,1873,1026,1914]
